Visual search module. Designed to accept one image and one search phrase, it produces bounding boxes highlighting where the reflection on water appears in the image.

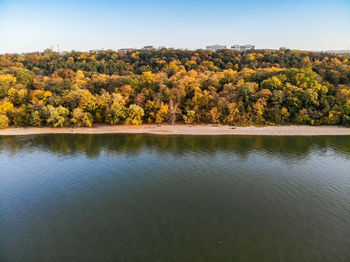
[1,134,350,159]
[0,135,350,262]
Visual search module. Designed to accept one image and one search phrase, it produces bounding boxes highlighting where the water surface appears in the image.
[1,135,350,262]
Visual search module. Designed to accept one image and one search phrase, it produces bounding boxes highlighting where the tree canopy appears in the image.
[0,48,349,128]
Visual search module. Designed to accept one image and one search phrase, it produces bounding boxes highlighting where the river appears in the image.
[1,135,350,262]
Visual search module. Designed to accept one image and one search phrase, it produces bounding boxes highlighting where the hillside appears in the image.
[0,48,349,128]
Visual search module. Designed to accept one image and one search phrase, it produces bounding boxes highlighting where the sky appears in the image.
[0,0,349,53]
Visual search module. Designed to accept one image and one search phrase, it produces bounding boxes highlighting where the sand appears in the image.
[0,124,349,136]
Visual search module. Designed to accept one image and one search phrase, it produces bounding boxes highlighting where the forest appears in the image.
[0,48,349,128]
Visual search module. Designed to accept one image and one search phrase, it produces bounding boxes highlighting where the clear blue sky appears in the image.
[0,0,349,53]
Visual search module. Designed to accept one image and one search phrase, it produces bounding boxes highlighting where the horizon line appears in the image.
[1,46,350,55]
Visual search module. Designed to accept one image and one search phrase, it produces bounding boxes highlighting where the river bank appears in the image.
[0,124,349,136]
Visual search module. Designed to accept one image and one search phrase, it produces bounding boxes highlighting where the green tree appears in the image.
[125,104,144,125]
[46,105,70,127]
[106,102,126,125]
[71,108,93,127]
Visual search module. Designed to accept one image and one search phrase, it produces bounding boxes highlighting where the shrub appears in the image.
[0,114,9,129]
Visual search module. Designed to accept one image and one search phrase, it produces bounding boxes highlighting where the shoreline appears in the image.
[0,124,349,136]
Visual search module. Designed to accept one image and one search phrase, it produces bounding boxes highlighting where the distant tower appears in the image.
[57,43,60,53]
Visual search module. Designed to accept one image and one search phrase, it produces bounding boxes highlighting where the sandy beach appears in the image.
[0,124,349,136]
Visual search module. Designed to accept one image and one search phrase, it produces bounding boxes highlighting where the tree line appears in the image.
[0,48,349,128]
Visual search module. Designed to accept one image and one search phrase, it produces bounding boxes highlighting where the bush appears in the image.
[105,102,126,125]
[183,110,196,124]
[0,114,9,129]
[71,108,93,127]
[125,104,144,125]
[46,105,70,127]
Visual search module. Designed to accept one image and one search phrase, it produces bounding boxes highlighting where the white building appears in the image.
[118,48,136,53]
[142,45,155,51]
[206,45,227,51]
[231,44,255,52]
